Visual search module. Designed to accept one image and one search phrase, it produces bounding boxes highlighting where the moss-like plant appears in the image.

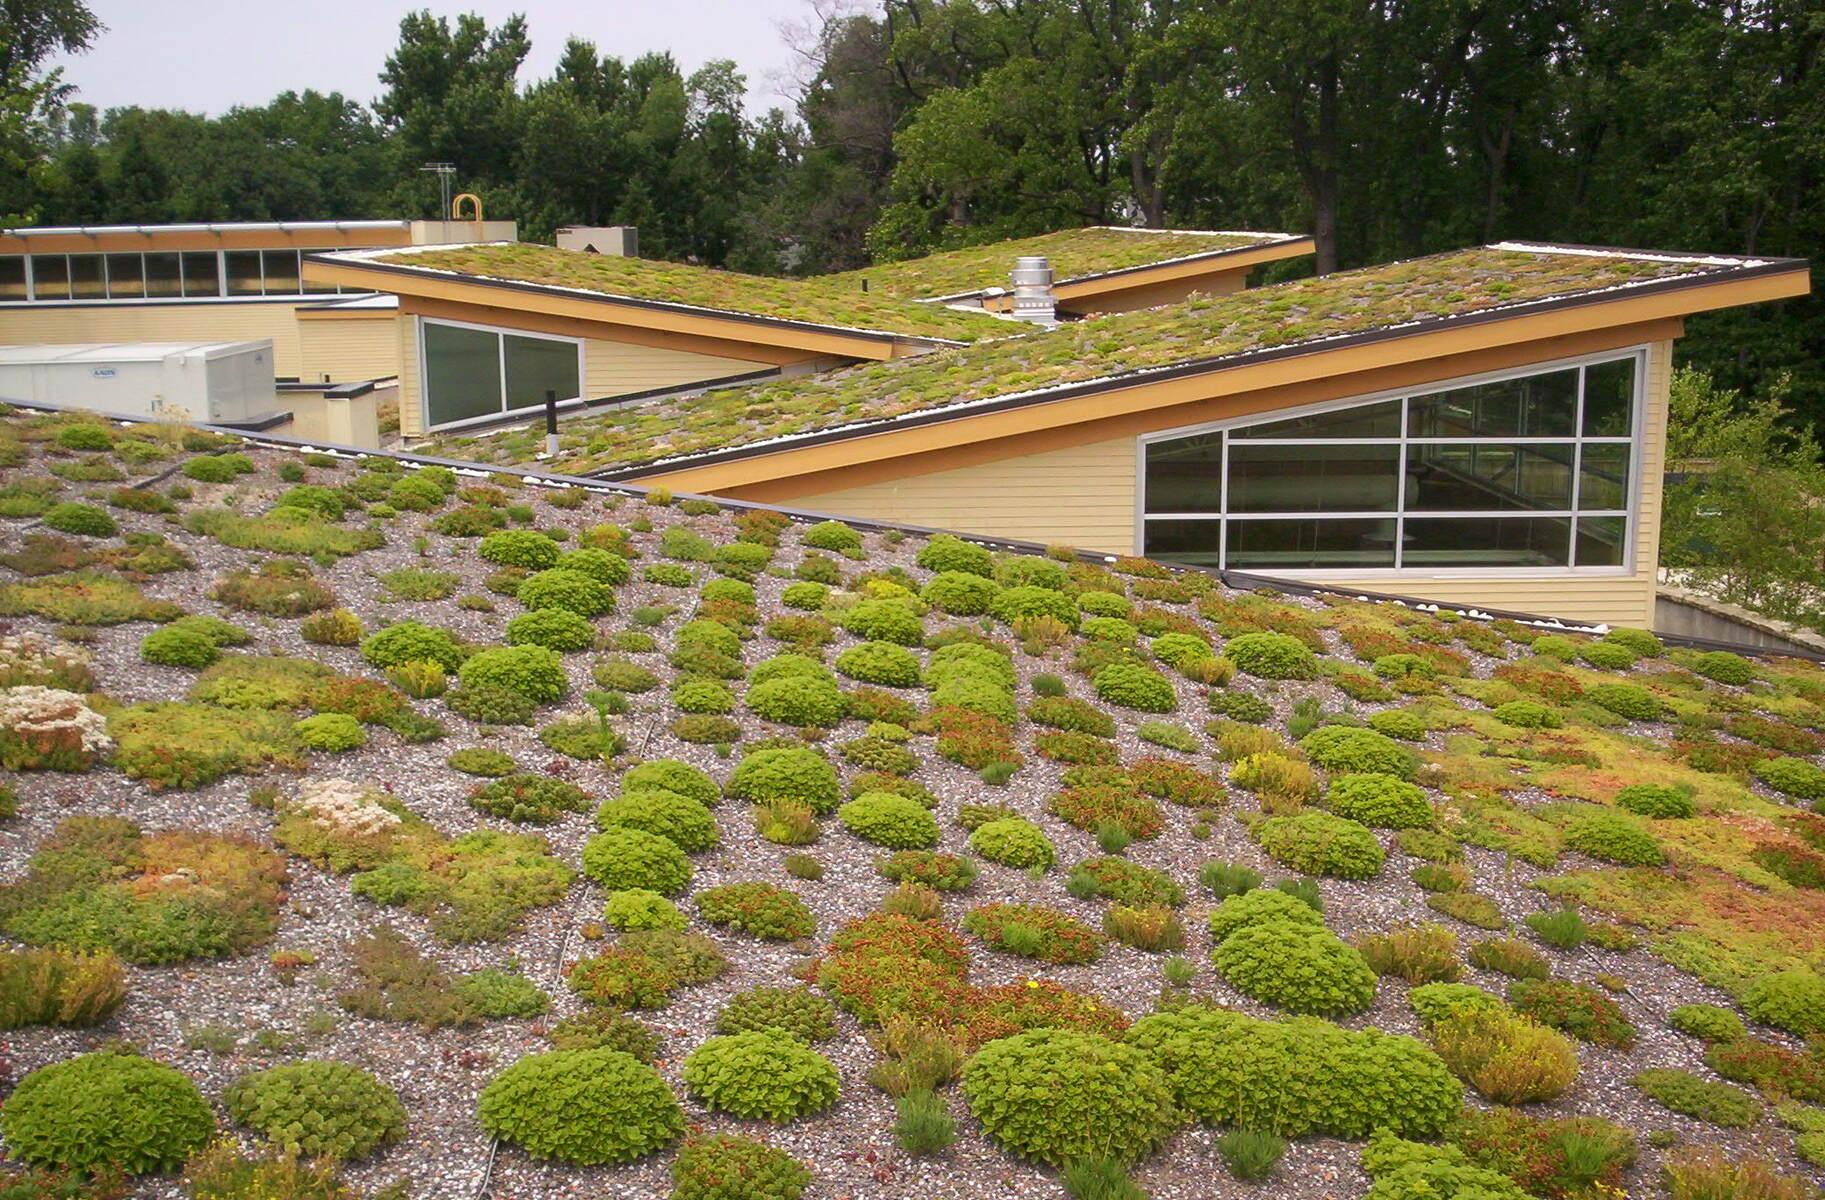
[962,1028,1178,1166]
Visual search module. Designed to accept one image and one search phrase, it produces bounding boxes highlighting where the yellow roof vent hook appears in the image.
[451,193,484,237]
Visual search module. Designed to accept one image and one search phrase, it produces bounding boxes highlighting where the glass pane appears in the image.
[503,333,580,411]
[1407,443,1574,511]
[1577,443,1630,511]
[1143,518,1222,568]
[0,256,24,301]
[181,252,220,298]
[1409,367,1578,438]
[1228,442,1401,513]
[30,255,70,299]
[260,250,300,294]
[1227,518,1398,569]
[1403,516,1572,567]
[423,322,502,426]
[104,253,143,299]
[68,254,104,299]
[1144,432,1223,514]
[1583,358,1635,436]
[1576,515,1627,567]
[144,252,181,298]
[299,252,337,294]
[226,251,263,296]
[1233,398,1401,439]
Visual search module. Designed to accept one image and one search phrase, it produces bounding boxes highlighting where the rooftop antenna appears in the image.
[419,163,456,221]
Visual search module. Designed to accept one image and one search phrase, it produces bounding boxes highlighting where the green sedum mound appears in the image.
[1613,783,1695,819]
[458,645,568,704]
[1563,808,1664,866]
[1211,919,1378,1016]
[1222,632,1317,680]
[223,1061,406,1161]
[969,817,1057,869]
[962,1028,1180,1166]
[1126,1005,1461,1139]
[1092,662,1178,712]
[682,1030,841,1121]
[0,1050,215,1174]
[1254,810,1386,879]
[1207,888,1323,943]
[596,789,720,853]
[1359,1131,1531,1200]
[1325,773,1433,829]
[670,1133,812,1200]
[839,791,941,848]
[726,746,842,815]
[1299,725,1416,778]
[622,759,719,807]
[1741,970,1825,1037]
[581,827,694,895]
[478,1048,684,1164]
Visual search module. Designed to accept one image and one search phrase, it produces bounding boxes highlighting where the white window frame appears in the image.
[1133,346,1647,579]
[417,315,587,433]
[4,248,370,304]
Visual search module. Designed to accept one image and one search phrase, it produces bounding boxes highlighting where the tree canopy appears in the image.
[4,0,1822,417]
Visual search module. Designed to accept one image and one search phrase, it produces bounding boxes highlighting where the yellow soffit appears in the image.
[301,256,947,362]
[630,263,1810,494]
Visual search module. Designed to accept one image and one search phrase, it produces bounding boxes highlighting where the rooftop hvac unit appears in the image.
[0,340,279,425]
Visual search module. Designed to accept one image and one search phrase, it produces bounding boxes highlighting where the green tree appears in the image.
[1661,367,1825,628]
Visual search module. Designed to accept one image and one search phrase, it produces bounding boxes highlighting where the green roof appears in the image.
[417,244,1786,476]
[366,242,1015,344]
[818,228,1304,300]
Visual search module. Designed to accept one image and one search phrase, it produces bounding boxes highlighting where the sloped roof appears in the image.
[818,228,1310,301]
[340,242,1017,345]
[413,243,1806,477]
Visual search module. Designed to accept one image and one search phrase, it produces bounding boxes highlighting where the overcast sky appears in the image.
[50,0,821,117]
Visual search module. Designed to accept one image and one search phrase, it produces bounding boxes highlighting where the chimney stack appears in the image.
[1009,256,1057,327]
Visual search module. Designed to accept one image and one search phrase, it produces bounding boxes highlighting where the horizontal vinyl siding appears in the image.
[790,435,1137,553]
[297,317,401,383]
[581,337,766,398]
[397,316,422,439]
[0,301,306,377]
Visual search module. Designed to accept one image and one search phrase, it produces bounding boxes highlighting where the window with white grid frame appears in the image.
[1140,351,1640,573]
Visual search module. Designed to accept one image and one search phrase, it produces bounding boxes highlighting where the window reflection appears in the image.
[1140,356,1638,572]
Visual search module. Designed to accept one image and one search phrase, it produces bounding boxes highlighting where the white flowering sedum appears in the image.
[0,632,93,685]
[290,777,401,835]
[0,685,112,755]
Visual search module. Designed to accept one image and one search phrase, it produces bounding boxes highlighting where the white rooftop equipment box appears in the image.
[0,340,279,425]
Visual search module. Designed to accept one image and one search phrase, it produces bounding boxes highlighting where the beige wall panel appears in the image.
[791,435,1138,552]
[0,302,306,376]
[580,336,767,400]
[297,317,401,383]
[397,315,423,439]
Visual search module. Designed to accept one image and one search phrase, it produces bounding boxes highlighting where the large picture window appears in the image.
[421,319,582,430]
[1140,353,1640,573]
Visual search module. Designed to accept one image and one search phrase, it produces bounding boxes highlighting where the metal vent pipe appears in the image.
[1009,255,1057,327]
